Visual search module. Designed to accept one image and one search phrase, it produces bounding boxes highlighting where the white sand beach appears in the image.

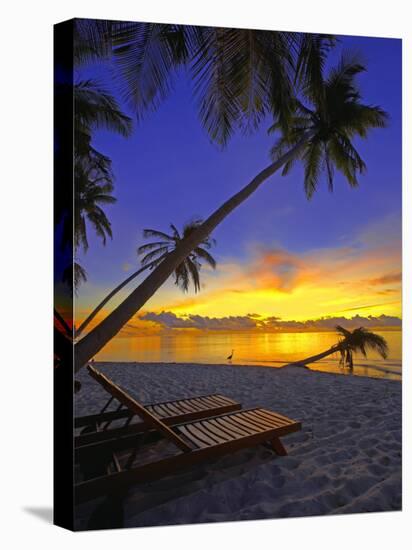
[74,362,402,529]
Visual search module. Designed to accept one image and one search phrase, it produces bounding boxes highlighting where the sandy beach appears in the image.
[75,362,402,529]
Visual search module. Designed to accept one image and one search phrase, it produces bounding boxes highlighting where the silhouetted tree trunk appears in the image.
[291,344,342,366]
[76,265,149,337]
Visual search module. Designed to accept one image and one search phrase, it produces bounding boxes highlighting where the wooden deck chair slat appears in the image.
[87,366,191,453]
[251,408,290,425]
[185,424,219,447]
[193,422,227,445]
[215,415,254,436]
[239,412,275,432]
[172,400,196,413]
[201,395,228,407]
[180,423,219,447]
[157,401,184,416]
[162,399,188,414]
[213,394,238,406]
[228,414,264,434]
[151,404,169,417]
[206,418,243,440]
[236,411,271,431]
[192,398,214,411]
[188,396,216,410]
[250,409,287,428]
[153,403,177,417]
[199,420,233,442]
[75,402,242,448]
[177,425,209,449]
[222,414,258,434]
[242,410,282,428]
[243,410,284,429]
[179,399,204,412]
[211,413,252,435]
[251,409,286,425]
[75,409,302,504]
[255,408,296,425]
[186,397,209,410]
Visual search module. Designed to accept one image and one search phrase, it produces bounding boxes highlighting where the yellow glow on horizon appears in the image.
[75,216,401,337]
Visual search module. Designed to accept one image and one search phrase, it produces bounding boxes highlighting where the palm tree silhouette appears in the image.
[75,220,216,336]
[295,326,389,372]
[77,21,334,145]
[75,53,388,371]
[138,220,217,293]
[72,80,133,288]
[75,167,116,252]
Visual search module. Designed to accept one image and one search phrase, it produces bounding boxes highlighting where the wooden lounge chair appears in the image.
[75,369,301,504]
[75,365,241,447]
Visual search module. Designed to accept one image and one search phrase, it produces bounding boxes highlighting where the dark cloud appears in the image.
[140,311,401,331]
[141,311,256,330]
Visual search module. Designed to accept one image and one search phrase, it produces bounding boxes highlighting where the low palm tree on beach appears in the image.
[74,54,388,371]
[294,326,389,371]
[75,220,217,336]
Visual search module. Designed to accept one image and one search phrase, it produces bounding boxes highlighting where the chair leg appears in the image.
[270,437,287,456]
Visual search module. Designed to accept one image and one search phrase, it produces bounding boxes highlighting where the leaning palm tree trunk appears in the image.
[289,345,342,366]
[75,265,149,337]
[74,130,315,371]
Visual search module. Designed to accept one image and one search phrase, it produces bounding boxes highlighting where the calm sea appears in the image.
[95,329,402,380]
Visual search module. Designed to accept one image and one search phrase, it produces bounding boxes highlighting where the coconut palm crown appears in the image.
[269,54,388,198]
[335,325,389,370]
[75,219,217,337]
[295,325,389,372]
[137,220,217,293]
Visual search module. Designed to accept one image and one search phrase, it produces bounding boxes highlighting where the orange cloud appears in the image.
[75,215,402,334]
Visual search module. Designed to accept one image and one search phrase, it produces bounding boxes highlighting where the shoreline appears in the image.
[75,361,401,529]
[90,358,402,381]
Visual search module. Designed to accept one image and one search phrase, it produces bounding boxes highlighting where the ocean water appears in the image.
[95,329,402,380]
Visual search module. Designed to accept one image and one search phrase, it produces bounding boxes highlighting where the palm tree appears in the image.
[292,326,389,371]
[75,220,216,336]
[78,21,334,145]
[139,221,217,293]
[74,79,132,156]
[57,80,133,292]
[74,54,387,372]
[74,164,116,253]
[73,80,133,289]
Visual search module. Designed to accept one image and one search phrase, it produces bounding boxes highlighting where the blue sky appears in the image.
[75,29,401,329]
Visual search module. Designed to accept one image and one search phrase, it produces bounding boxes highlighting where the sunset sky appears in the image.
[75,32,401,336]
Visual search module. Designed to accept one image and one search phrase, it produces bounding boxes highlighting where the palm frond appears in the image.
[142,228,174,241]
[185,257,201,293]
[303,139,323,198]
[112,22,179,120]
[295,33,335,104]
[75,80,133,137]
[336,325,352,338]
[139,246,170,266]
[74,18,113,66]
[137,241,172,254]
[193,247,217,269]
[174,262,190,292]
